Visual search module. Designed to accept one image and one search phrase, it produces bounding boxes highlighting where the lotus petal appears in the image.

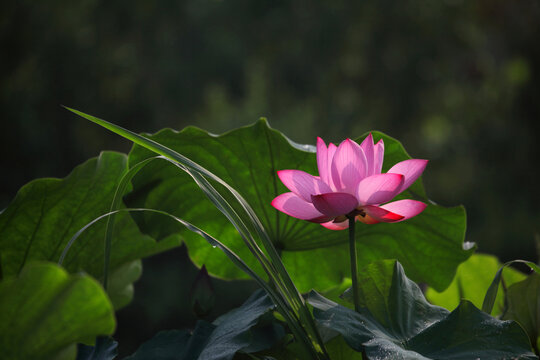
[271,192,331,223]
[330,139,368,194]
[356,173,404,205]
[373,139,384,175]
[379,199,427,221]
[316,138,329,184]
[326,143,338,189]
[311,192,358,217]
[360,133,375,176]
[321,219,350,230]
[277,170,332,202]
[362,205,404,223]
[387,159,428,194]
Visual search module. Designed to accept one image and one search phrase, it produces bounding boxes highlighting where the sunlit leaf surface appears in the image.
[0,262,115,360]
[426,253,526,315]
[127,120,471,291]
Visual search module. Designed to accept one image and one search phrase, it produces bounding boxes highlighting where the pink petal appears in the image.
[321,219,350,230]
[277,170,332,202]
[316,137,330,184]
[387,159,428,194]
[311,192,358,217]
[379,199,427,222]
[356,173,404,205]
[362,205,404,223]
[327,143,338,189]
[360,133,375,176]
[373,139,384,175]
[330,139,368,194]
[271,192,332,223]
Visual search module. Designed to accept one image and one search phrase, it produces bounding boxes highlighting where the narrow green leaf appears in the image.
[101,155,164,291]
[65,108,332,358]
[0,262,115,360]
[57,206,312,354]
[58,208,271,302]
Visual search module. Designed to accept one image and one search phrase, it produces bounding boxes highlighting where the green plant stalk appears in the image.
[348,215,360,312]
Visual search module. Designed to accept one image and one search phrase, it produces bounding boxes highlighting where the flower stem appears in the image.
[348,215,360,312]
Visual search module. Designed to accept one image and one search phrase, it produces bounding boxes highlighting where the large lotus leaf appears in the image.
[0,151,180,308]
[426,253,526,315]
[503,273,540,354]
[127,120,470,292]
[125,289,280,360]
[308,260,537,359]
[0,262,115,360]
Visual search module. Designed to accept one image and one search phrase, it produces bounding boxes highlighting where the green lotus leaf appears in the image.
[0,151,180,308]
[127,120,470,291]
[0,262,115,360]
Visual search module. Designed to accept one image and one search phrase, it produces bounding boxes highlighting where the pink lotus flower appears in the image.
[271,134,428,230]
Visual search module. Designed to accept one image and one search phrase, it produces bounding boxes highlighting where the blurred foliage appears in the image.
[1,0,538,262]
[1,0,539,356]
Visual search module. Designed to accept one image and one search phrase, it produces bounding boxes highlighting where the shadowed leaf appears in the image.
[309,260,537,359]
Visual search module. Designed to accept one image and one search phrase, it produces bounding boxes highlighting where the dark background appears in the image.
[1,0,539,356]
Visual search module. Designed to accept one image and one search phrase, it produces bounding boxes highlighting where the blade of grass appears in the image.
[58,207,317,359]
[65,107,329,359]
[107,156,322,357]
[103,155,278,297]
[102,156,162,290]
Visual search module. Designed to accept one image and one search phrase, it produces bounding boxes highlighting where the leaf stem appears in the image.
[348,215,360,312]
